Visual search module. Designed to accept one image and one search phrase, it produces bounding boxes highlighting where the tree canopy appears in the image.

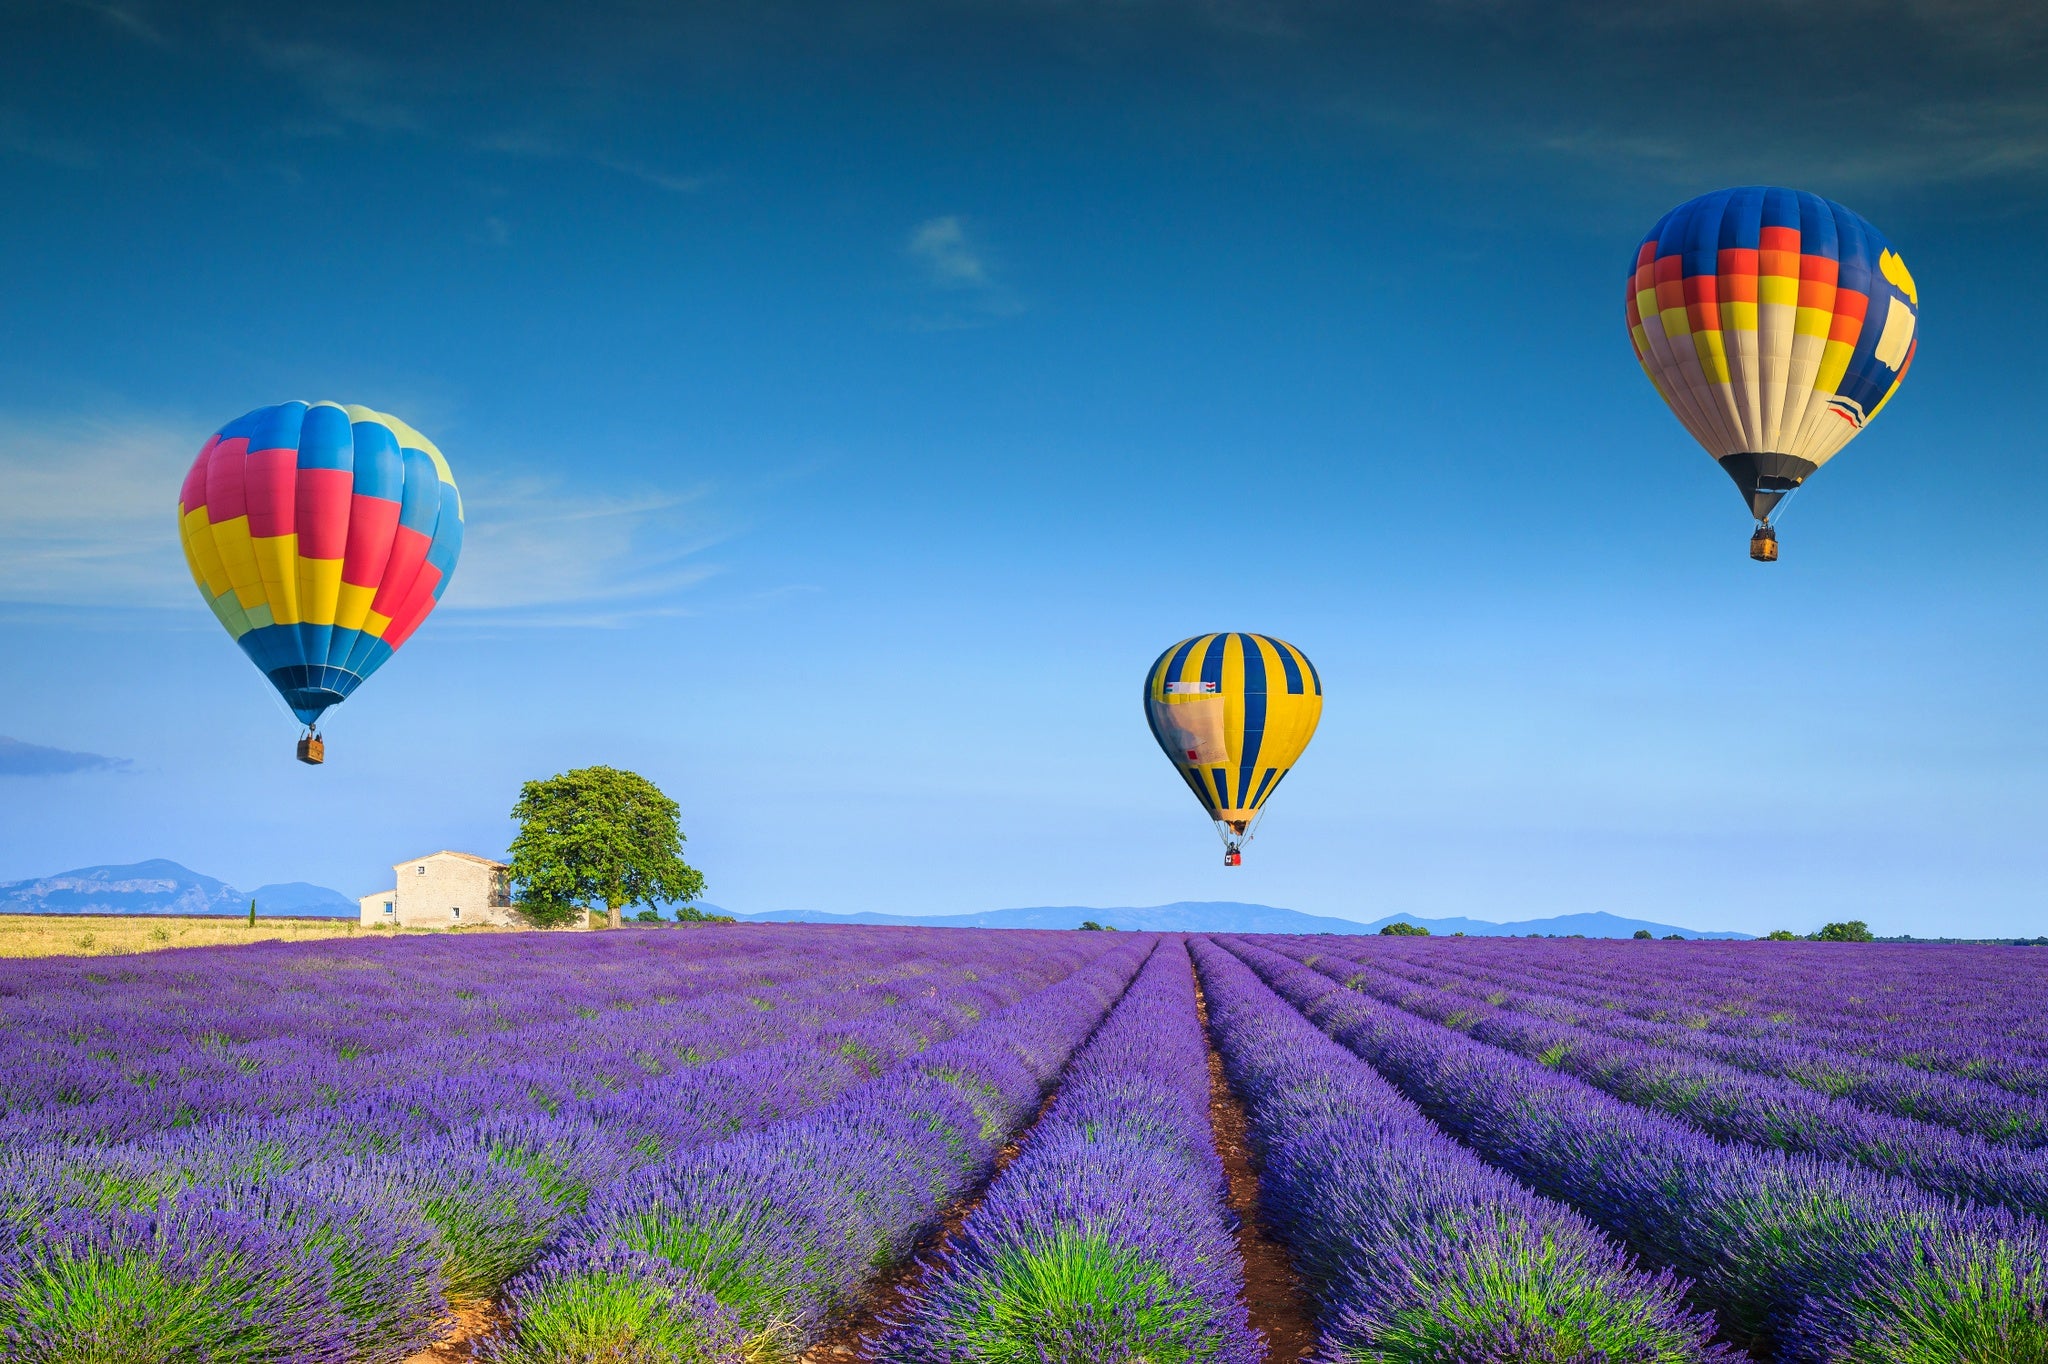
[1379,921,1429,936]
[1815,920,1874,942]
[507,765,704,929]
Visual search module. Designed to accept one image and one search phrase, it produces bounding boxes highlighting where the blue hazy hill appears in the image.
[0,861,357,918]
[733,903,1750,939]
[0,865,1748,937]
[246,882,358,917]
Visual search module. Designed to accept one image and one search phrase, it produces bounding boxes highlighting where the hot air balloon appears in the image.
[1627,187,1918,561]
[176,402,463,764]
[1144,633,1322,866]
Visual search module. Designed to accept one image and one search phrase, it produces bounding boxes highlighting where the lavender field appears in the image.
[1,927,2045,1361]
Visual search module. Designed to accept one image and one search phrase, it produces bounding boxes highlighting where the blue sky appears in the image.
[2,1,2044,936]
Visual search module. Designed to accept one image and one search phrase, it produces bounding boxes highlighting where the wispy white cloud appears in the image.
[0,412,729,624]
[242,34,424,133]
[0,111,100,168]
[908,216,990,287]
[476,128,710,193]
[446,473,729,620]
[904,215,1024,328]
[1305,0,2048,190]
[62,0,171,48]
[588,154,710,194]
[0,413,193,609]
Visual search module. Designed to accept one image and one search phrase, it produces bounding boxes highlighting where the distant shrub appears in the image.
[630,906,735,925]
[1662,934,1684,941]
[1633,930,1653,940]
[1766,930,1799,941]
[1078,921,1111,932]
[1815,921,1874,943]
[1379,922,1429,937]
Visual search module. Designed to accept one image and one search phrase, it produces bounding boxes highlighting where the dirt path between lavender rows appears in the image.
[1194,976,1320,1364]
[395,1091,1059,1364]
[409,958,1315,1364]
[798,1087,1060,1362]
[401,1302,498,1363]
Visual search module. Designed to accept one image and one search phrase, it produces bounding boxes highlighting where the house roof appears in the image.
[392,850,508,871]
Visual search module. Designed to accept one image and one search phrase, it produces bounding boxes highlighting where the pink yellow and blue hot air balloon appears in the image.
[1626,187,1918,561]
[176,402,462,763]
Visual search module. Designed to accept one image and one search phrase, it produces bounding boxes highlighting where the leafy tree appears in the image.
[1078,920,1105,931]
[1379,921,1429,936]
[1766,929,1799,941]
[1815,920,1874,943]
[1661,934,1684,941]
[507,766,704,929]
[1632,929,1652,940]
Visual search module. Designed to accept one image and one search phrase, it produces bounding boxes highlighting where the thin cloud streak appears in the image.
[0,736,131,777]
[0,412,731,621]
[449,473,731,615]
[0,413,193,609]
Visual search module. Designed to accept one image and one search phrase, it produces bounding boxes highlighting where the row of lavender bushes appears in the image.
[1222,937,2048,1361]
[483,937,1156,1362]
[1361,938,2048,1146]
[1192,938,1736,1363]
[0,929,1111,1362]
[1372,934,2048,1096]
[1308,944,2048,1222]
[878,938,1260,1363]
[0,928,1053,1144]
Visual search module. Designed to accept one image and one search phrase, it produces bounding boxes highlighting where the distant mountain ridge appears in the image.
[0,861,357,918]
[0,863,1749,937]
[734,902,1750,939]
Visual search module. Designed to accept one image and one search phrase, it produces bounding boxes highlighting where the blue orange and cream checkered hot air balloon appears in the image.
[1626,187,1918,560]
[177,402,462,761]
[1144,633,1323,866]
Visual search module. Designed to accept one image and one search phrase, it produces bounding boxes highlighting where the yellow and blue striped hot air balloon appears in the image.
[1627,187,1918,561]
[1144,633,1323,866]
[177,401,462,764]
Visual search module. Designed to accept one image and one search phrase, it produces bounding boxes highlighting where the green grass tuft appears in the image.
[934,1228,1222,1364]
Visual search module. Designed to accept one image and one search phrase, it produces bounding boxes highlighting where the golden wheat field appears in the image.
[0,914,519,958]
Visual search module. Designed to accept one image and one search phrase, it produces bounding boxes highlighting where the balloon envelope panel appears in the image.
[1144,633,1323,827]
[1626,186,1918,519]
[177,401,462,725]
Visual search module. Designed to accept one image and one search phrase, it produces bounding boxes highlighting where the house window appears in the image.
[416,866,426,875]
[383,901,394,915]
[452,906,461,920]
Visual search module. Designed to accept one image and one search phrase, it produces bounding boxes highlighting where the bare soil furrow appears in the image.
[1196,977,1319,1364]
[798,1085,1060,1362]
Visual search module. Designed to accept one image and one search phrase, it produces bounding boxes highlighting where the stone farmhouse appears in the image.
[358,850,525,929]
